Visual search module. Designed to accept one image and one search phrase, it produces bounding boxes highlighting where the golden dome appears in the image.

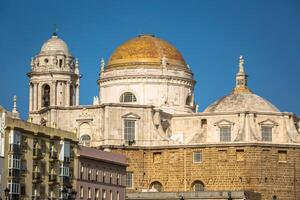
[107,34,187,69]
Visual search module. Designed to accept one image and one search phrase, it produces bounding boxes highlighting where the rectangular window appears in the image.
[193,151,202,163]
[153,152,162,163]
[220,127,231,142]
[102,190,106,200]
[80,186,84,198]
[126,172,133,188]
[95,189,99,200]
[8,181,20,194]
[278,150,287,162]
[262,126,272,141]
[236,150,245,162]
[124,120,135,141]
[60,164,69,177]
[8,155,21,169]
[218,150,228,161]
[88,187,91,199]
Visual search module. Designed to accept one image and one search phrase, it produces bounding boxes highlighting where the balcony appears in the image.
[31,195,41,200]
[9,144,21,154]
[49,174,58,184]
[8,169,20,178]
[49,151,58,161]
[32,172,42,183]
[33,148,43,159]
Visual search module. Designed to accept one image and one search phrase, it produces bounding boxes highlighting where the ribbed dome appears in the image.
[107,34,187,69]
[204,93,279,113]
[40,34,70,54]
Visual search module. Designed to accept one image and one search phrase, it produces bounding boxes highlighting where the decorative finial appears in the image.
[12,95,19,118]
[233,55,251,94]
[75,58,79,68]
[239,55,245,74]
[52,24,58,37]
[101,58,105,71]
[161,56,167,68]
[30,57,34,69]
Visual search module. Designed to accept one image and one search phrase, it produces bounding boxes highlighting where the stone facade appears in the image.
[76,145,127,200]
[110,144,300,200]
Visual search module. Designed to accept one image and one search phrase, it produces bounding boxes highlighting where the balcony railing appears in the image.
[50,151,58,160]
[33,148,43,159]
[9,144,21,154]
[49,174,58,183]
[8,169,20,177]
[32,171,42,182]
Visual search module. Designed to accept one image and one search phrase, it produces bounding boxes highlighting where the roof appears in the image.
[107,34,187,70]
[77,145,127,166]
[204,93,279,113]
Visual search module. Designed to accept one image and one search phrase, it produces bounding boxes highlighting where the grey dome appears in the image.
[204,93,279,113]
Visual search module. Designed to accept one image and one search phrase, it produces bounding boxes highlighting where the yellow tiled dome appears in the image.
[107,34,187,69]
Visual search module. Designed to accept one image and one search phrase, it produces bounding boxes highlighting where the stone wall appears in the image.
[111,144,300,200]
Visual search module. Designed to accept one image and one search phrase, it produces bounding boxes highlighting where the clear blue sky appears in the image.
[0,0,300,119]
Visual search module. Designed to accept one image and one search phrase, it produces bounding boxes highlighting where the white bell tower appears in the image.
[28,31,80,122]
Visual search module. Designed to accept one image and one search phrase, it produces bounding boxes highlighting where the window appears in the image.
[124,120,135,141]
[153,152,162,163]
[95,189,99,200]
[193,151,202,163]
[262,126,272,141]
[126,172,133,188]
[81,134,91,147]
[102,190,106,200]
[110,191,112,200]
[60,164,69,177]
[192,180,204,192]
[117,174,120,185]
[8,155,21,169]
[80,186,84,198]
[103,172,106,183]
[236,150,245,162]
[278,150,287,162]
[220,127,231,142]
[110,173,113,184]
[218,150,228,161]
[96,170,99,182]
[80,166,84,179]
[120,92,137,103]
[117,192,120,200]
[150,181,163,192]
[42,84,50,107]
[8,181,20,194]
[186,95,192,106]
[88,187,91,199]
[88,169,92,180]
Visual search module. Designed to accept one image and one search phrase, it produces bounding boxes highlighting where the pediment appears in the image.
[122,112,140,119]
[258,119,279,126]
[214,119,235,127]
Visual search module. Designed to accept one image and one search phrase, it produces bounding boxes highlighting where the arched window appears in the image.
[80,134,91,147]
[42,84,50,107]
[120,92,137,103]
[186,95,192,106]
[192,180,204,192]
[150,181,163,192]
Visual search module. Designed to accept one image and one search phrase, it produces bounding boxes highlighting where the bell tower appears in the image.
[28,31,80,122]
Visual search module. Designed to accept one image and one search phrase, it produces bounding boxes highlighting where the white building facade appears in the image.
[27,33,300,148]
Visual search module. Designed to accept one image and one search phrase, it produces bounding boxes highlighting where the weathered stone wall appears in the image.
[111,144,300,200]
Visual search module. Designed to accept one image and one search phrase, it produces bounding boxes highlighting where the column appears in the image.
[29,83,33,111]
[66,81,70,106]
[51,81,56,106]
[33,83,38,111]
[76,84,80,106]
[37,83,42,109]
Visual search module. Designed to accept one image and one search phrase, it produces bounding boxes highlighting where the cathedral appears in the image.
[27,32,300,200]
